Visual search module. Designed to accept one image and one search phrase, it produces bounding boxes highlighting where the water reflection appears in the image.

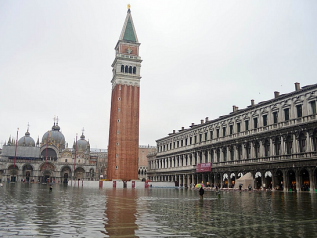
[0,184,316,237]
[104,189,138,237]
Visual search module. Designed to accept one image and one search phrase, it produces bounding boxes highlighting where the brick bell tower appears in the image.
[107,6,142,181]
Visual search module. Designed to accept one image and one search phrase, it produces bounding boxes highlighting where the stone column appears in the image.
[282,170,288,192]
[306,131,312,152]
[191,174,195,187]
[234,145,238,161]
[220,148,223,162]
[269,138,274,157]
[281,136,285,155]
[309,168,315,193]
[207,150,211,163]
[242,143,246,160]
[250,141,255,159]
[293,134,298,154]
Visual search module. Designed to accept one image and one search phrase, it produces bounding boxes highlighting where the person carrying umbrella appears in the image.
[199,186,205,199]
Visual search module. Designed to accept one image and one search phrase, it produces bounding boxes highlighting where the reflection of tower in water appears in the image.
[103,189,138,237]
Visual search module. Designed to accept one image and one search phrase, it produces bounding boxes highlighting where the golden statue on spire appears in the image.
[127,4,131,9]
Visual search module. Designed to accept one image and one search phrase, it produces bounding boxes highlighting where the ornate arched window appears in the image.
[133,67,136,74]
[121,65,124,72]
[129,66,132,74]
[125,65,128,73]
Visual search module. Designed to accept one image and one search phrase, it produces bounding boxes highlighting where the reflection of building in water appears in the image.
[0,119,105,183]
[148,83,317,192]
[103,189,138,237]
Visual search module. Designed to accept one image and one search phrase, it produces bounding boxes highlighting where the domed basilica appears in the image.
[0,119,107,183]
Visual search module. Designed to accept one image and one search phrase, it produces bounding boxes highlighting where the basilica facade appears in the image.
[0,120,104,183]
[147,83,317,192]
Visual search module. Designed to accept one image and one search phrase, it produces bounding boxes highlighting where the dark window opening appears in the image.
[216,129,219,138]
[237,123,241,133]
[284,108,290,121]
[311,101,316,114]
[125,65,128,73]
[296,105,302,118]
[253,118,258,129]
[121,65,124,72]
[263,115,267,126]
[223,127,226,137]
[273,111,278,124]
[129,66,132,74]
[245,121,249,131]
[133,67,136,74]
[230,125,233,135]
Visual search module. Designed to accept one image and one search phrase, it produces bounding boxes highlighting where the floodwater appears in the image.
[0,183,316,238]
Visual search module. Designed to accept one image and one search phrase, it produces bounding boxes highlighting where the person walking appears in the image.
[199,187,205,199]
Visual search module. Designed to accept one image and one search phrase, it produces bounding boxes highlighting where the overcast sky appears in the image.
[0,0,316,149]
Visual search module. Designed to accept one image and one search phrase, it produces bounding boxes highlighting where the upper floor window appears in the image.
[284,108,290,121]
[121,65,124,72]
[125,65,129,73]
[311,101,316,114]
[177,141,179,148]
[253,118,258,129]
[237,123,241,133]
[296,104,302,118]
[181,140,183,147]
[263,115,267,126]
[273,111,278,124]
[216,129,220,138]
[194,136,197,144]
[190,137,192,145]
[173,142,175,148]
[230,125,233,135]
[204,132,208,141]
[199,134,202,143]
[133,67,136,74]
[245,121,249,131]
[210,131,213,139]
[185,139,187,146]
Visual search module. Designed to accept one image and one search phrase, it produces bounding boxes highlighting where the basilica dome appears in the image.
[76,133,90,152]
[42,123,66,149]
[18,130,35,147]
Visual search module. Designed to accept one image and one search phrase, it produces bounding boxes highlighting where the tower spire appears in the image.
[119,6,138,43]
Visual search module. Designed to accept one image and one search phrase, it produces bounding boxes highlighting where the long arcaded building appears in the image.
[147,83,317,192]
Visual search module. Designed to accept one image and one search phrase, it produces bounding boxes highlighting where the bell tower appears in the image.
[107,6,142,181]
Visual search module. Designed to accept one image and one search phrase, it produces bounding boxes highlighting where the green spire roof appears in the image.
[122,16,137,42]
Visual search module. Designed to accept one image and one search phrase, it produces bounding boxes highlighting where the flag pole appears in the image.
[14,128,19,168]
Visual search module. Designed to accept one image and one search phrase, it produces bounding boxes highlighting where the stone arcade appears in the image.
[148,83,317,192]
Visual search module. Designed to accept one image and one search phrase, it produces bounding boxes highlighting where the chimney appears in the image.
[233,105,238,112]
[191,123,194,127]
[173,130,175,134]
[274,91,280,98]
[182,127,184,130]
[205,117,209,122]
[201,120,204,124]
[251,99,254,106]
[295,82,300,91]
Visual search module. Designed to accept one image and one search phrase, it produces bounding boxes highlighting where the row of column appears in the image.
[151,131,316,169]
